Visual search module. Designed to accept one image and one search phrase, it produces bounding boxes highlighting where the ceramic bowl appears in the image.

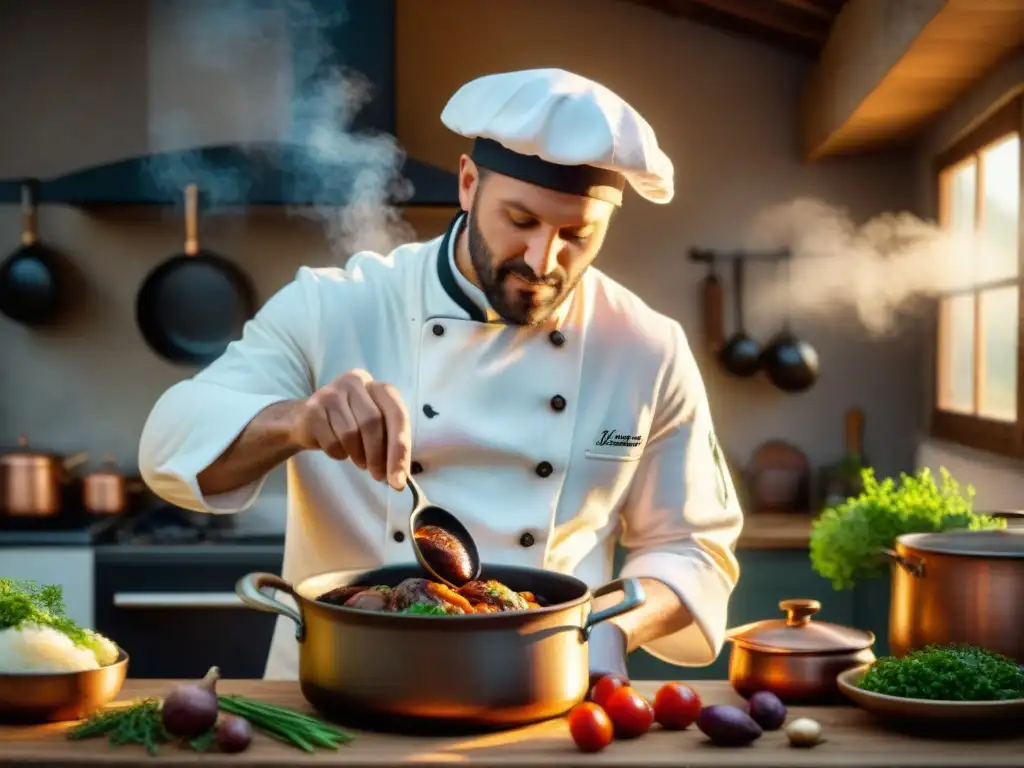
[837,662,1024,723]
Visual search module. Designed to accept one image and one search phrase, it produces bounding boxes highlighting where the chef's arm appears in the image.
[194,400,304,497]
[592,577,693,652]
[139,270,322,513]
[604,325,743,667]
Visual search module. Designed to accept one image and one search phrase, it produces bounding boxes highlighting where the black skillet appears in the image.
[136,183,256,366]
[719,257,762,377]
[0,181,66,326]
[760,257,819,393]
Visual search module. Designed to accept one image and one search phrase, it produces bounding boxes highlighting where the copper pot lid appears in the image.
[898,530,1024,558]
[84,455,124,481]
[0,436,65,464]
[727,599,874,654]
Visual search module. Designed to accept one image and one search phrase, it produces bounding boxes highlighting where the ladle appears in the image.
[406,475,481,589]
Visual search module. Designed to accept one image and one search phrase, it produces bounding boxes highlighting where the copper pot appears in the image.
[886,529,1024,663]
[726,598,876,704]
[82,456,137,516]
[0,436,88,517]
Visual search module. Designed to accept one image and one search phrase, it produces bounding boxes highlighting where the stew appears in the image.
[316,577,547,615]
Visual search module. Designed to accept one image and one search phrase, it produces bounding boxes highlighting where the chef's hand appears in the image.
[292,369,412,491]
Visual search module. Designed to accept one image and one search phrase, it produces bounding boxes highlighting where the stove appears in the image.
[110,504,284,546]
[0,502,283,548]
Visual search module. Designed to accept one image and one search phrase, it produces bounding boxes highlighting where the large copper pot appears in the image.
[236,563,645,731]
[886,529,1024,662]
[0,436,88,517]
[725,598,876,704]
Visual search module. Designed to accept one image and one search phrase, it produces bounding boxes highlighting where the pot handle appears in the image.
[581,578,646,641]
[236,572,306,642]
[882,548,925,577]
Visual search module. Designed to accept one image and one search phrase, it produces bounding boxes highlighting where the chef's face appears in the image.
[458,159,614,326]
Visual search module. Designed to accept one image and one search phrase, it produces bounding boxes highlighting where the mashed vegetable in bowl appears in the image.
[0,579,120,674]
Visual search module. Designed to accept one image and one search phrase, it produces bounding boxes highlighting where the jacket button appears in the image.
[535,461,553,478]
[519,532,535,548]
[432,323,445,336]
[393,530,405,543]
[550,395,566,412]
[411,461,423,475]
[549,330,565,347]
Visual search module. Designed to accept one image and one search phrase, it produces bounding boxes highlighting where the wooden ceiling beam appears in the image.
[690,0,831,43]
[770,0,836,20]
[800,0,1023,161]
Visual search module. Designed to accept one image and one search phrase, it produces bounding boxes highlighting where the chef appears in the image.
[138,67,743,682]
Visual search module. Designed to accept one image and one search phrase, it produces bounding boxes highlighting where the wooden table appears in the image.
[1,679,1020,767]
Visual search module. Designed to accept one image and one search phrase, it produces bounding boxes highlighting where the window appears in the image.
[932,94,1023,457]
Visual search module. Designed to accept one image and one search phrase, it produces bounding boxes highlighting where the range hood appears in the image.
[35,0,458,208]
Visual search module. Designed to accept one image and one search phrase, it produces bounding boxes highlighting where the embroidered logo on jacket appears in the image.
[595,430,644,449]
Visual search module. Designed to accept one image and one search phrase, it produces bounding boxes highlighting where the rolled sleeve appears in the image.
[618,325,743,666]
[138,268,322,514]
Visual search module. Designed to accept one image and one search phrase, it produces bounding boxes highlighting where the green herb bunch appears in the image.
[859,645,1024,701]
[809,467,1004,590]
[0,579,90,648]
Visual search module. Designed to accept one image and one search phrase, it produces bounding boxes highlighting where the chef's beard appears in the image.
[466,207,581,327]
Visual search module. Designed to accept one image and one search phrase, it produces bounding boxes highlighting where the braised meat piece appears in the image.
[343,585,391,611]
[388,577,473,614]
[458,580,530,612]
[316,585,368,607]
[414,525,474,584]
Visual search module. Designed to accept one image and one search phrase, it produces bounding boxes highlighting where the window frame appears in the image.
[930,93,1024,457]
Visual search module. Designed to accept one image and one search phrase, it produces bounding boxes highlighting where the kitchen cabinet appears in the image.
[93,545,284,681]
[621,548,893,681]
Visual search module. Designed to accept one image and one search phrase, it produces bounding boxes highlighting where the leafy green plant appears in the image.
[858,645,1024,701]
[809,467,1004,590]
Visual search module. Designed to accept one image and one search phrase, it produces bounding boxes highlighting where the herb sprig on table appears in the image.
[809,467,1004,590]
[858,645,1024,701]
[66,672,355,756]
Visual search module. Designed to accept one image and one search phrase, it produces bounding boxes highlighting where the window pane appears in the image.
[938,294,975,413]
[977,134,1021,282]
[979,285,1019,422]
[948,160,978,235]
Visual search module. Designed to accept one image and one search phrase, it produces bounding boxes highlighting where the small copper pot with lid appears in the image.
[726,598,876,704]
[81,456,146,516]
[0,436,89,517]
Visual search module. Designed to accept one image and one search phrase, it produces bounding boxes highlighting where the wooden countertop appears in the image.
[737,513,813,549]
[1,679,1020,767]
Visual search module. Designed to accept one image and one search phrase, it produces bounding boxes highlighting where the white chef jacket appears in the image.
[138,212,743,680]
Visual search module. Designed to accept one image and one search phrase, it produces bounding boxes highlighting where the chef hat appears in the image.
[441,68,674,207]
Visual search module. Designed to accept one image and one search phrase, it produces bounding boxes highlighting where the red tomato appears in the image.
[567,702,614,753]
[653,682,702,730]
[589,674,629,710]
[604,686,654,739]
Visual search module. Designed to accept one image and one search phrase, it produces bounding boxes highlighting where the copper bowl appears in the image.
[0,650,129,724]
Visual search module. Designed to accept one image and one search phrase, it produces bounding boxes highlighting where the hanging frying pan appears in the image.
[135,184,256,366]
[0,181,66,326]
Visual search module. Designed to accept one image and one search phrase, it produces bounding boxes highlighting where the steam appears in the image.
[146,0,415,258]
[740,197,1004,336]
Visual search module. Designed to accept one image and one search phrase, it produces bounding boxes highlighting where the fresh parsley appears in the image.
[809,467,1004,590]
[858,645,1024,701]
